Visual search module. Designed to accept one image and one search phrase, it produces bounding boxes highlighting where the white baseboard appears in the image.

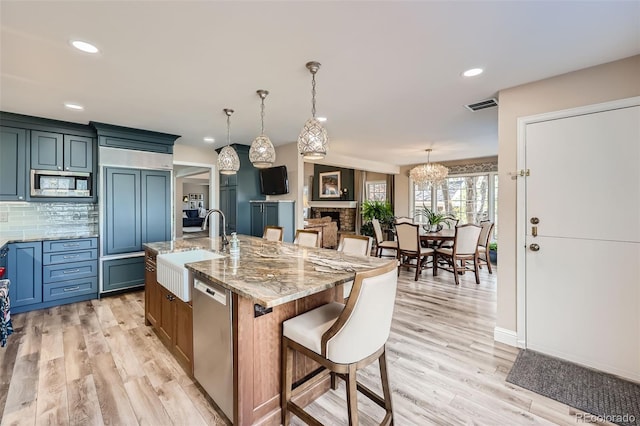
[494,327,518,347]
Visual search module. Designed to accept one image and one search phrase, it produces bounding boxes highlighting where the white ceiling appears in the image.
[1,1,638,166]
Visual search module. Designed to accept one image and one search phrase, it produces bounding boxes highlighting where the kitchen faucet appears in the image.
[201,208,229,246]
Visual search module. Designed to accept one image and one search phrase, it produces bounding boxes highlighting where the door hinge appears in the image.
[509,169,530,180]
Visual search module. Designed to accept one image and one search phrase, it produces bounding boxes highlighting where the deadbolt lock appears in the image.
[530,217,540,225]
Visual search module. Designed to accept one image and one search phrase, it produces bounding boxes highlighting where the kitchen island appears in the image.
[143,235,393,426]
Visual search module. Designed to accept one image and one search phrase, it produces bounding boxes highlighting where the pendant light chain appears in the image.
[311,72,317,119]
[260,96,266,135]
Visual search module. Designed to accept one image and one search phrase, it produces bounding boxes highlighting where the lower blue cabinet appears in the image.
[102,257,145,293]
[7,237,99,314]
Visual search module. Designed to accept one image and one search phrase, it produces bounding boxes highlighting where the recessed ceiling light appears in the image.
[71,40,99,54]
[317,117,327,122]
[203,137,215,143]
[64,102,84,111]
[463,68,483,77]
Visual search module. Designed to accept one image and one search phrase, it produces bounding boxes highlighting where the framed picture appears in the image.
[319,171,341,198]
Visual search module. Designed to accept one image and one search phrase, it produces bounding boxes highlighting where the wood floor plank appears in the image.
[62,324,90,382]
[157,380,207,426]
[90,352,139,426]
[124,376,171,426]
[3,351,39,418]
[67,374,104,426]
[35,357,69,425]
[101,325,145,383]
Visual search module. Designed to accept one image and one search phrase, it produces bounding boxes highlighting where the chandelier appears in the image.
[409,149,449,187]
[217,108,240,175]
[249,89,276,168]
[297,61,328,160]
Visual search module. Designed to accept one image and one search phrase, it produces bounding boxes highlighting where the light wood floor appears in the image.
[0,265,596,425]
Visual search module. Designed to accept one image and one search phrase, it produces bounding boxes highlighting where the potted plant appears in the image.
[360,200,394,238]
[419,205,456,232]
[488,241,497,264]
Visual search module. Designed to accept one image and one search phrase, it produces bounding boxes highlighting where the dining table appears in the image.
[419,227,455,247]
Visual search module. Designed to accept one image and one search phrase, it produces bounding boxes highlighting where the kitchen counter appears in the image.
[0,233,100,251]
[144,235,392,308]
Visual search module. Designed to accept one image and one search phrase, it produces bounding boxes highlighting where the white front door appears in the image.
[519,99,640,381]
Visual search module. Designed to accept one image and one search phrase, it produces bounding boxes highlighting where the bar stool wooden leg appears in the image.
[346,363,359,426]
[281,338,293,425]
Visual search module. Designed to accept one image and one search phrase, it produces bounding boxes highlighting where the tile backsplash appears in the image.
[0,202,98,240]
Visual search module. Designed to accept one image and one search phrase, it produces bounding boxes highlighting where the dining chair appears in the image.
[433,224,482,285]
[372,218,397,258]
[437,217,460,249]
[395,222,435,281]
[293,229,321,248]
[477,221,495,274]
[394,216,414,224]
[263,225,284,242]
[337,234,372,299]
[281,261,397,426]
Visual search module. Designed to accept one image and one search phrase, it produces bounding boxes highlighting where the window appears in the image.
[366,181,387,201]
[411,172,498,239]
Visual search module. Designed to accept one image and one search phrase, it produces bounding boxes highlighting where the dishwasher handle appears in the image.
[194,279,228,306]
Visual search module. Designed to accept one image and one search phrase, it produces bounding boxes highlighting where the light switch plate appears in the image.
[0,212,8,222]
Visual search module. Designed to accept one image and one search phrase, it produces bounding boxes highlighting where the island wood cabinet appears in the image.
[144,250,193,374]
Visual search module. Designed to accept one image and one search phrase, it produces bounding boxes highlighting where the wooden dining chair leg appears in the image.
[452,257,461,285]
[474,255,480,284]
[281,339,293,425]
[379,349,394,425]
[433,253,438,276]
[331,372,338,390]
[346,364,359,426]
[486,253,493,274]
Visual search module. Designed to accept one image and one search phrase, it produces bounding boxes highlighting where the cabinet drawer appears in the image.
[43,260,97,283]
[44,238,97,253]
[102,257,145,293]
[43,277,97,302]
[43,249,97,265]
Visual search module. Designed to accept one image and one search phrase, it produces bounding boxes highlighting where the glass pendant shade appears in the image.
[409,149,449,187]
[298,118,328,160]
[298,61,328,160]
[217,108,240,175]
[249,90,276,168]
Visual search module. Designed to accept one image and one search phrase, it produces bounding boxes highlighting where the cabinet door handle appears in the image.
[63,269,81,274]
[57,166,62,170]
[63,286,80,292]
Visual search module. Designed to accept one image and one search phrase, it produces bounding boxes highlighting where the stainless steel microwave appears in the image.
[30,170,92,197]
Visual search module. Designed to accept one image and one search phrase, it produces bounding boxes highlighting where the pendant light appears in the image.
[409,148,449,187]
[249,90,276,168]
[217,108,240,175]
[297,61,328,160]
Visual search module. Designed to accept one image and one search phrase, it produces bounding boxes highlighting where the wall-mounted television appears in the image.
[259,165,289,195]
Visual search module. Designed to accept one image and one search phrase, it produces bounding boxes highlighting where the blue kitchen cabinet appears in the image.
[30,131,94,173]
[250,201,296,242]
[0,126,27,201]
[104,167,171,255]
[102,257,145,292]
[7,242,43,308]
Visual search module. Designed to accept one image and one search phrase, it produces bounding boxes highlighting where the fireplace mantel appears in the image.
[308,201,357,208]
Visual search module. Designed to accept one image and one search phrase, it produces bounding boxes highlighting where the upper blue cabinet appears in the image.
[91,121,179,154]
[0,126,27,201]
[31,131,93,173]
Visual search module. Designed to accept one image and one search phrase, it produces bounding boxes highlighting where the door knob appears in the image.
[530,217,539,224]
[529,243,540,251]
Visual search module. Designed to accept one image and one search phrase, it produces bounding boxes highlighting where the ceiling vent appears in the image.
[465,98,498,112]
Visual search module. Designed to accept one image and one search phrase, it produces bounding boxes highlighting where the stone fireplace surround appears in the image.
[310,207,356,232]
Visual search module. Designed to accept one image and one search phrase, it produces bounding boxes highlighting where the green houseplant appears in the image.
[488,241,497,264]
[360,200,394,238]
[419,205,455,232]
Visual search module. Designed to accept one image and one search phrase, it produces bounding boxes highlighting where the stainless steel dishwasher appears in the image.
[193,278,234,423]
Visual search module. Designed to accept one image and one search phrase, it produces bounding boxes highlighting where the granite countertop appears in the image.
[0,233,100,250]
[144,235,394,308]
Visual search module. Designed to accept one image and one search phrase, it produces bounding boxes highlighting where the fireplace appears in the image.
[310,207,356,232]
[321,211,340,230]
